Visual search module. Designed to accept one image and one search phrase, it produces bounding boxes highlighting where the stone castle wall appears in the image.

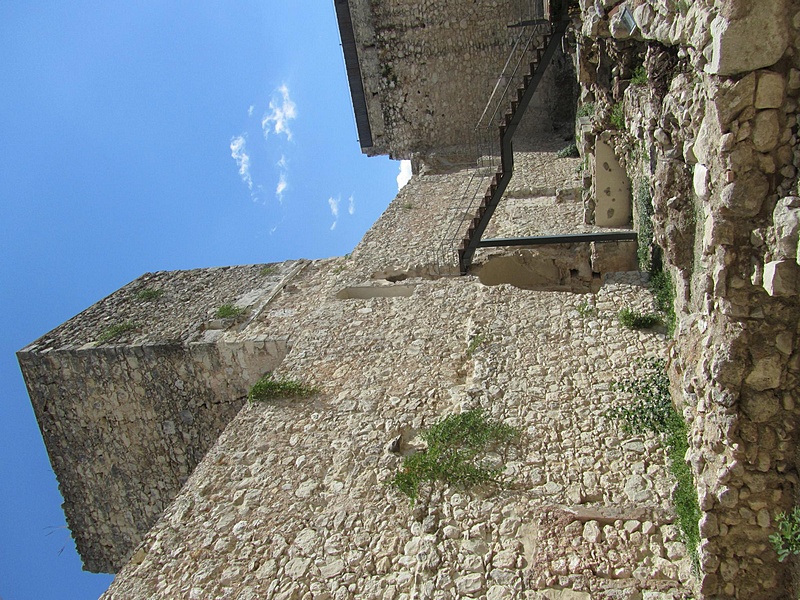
[349,0,552,161]
[20,0,800,596]
[100,147,696,599]
[18,263,303,572]
[575,0,800,596]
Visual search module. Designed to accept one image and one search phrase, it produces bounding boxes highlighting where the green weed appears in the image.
[650,269,676,336]
[771,507,800,562]
[97,321,138,344]
[610,103,625,129]
[216,304,245,319]
[635,180,654,272]
[606,358,700,569]
[260,265,277,276]
[466,333,486,357]
[247,373,318,402]
[673,0,689,15]
[631,65,648,86]
[576,300,594,317]
[576,103,595,118]
[557,143,579,159]
[389,409,520,504]
[136,288,164,301]
[618,308,662,330]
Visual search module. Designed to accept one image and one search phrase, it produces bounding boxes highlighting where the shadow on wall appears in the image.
[473,242,637,292]
[336,285,417,299]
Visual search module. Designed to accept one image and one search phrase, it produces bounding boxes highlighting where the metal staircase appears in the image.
[436,10,568,275]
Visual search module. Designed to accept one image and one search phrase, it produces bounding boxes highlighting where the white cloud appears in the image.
[275,155,289,203]
[230,135,252,190]
[276,173,287,200]
[328,196,340,219]
[348,195,355,215]
[397,160,412,190]
[328,195,340,230]
[262,84,297,141]
[247,105,254,117]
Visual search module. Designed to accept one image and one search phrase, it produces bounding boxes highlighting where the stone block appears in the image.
[719,171,768,217]
[590,241,637,273]
[771,196,800,260]
[763,259,798,296]
[694,163,709,198]
[752,110,780,153]
[706,0,790,76]
[755,71,786,109]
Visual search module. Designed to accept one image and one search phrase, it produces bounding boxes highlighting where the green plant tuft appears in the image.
[260,265,277,276]
[216,303,245,319]
[136,288,164,301]
[610,103,625,129]
[576,103,595,118]
[606,358,700,569]
[557,143,579,159]
[576,300,594,318]
[618,308,662,330]
[771,507,800,562]
[389,409,520,504]
[97,321,138,344]
[635,180,654,271]
[650,269,676,336]
[673,0,689,15]
[466,333,486,357]
[631,65,648,86]
[247,373,318,402]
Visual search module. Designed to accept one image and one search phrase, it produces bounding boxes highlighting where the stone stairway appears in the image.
[440,14,568,275]
[454,17,569,274]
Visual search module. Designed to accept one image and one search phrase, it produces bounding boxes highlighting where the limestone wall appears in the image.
[575,0,800,596]
[348,0,532,160]
[18,263,301,572]
[101,144,696,598]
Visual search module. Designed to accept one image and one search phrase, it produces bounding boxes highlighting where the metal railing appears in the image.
[434,9,552,273]
[510,0,549,27]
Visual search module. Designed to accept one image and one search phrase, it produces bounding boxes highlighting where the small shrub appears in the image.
[466,333,486,357]
[576,103,595,118]
[771,507,800,562]
[260,265,277,276]
[576,300,594,318]
[216,303,245,319]
[606,358,699,569]
[618,308,662,330]
[247,373,318,402]
[673,0,689,15]
[97,321,138,344]
[136,288,164,301]
[650,269,676,336]
[610,103,625,129]
[557,143,579,159]
[631,65,648,86]
[635,180,654,272]
[389,409,520,504]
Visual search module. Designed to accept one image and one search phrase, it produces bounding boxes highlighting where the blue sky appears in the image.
[0,3,407,598]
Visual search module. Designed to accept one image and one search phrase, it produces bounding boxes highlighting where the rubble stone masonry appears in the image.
[19,0,800,597]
